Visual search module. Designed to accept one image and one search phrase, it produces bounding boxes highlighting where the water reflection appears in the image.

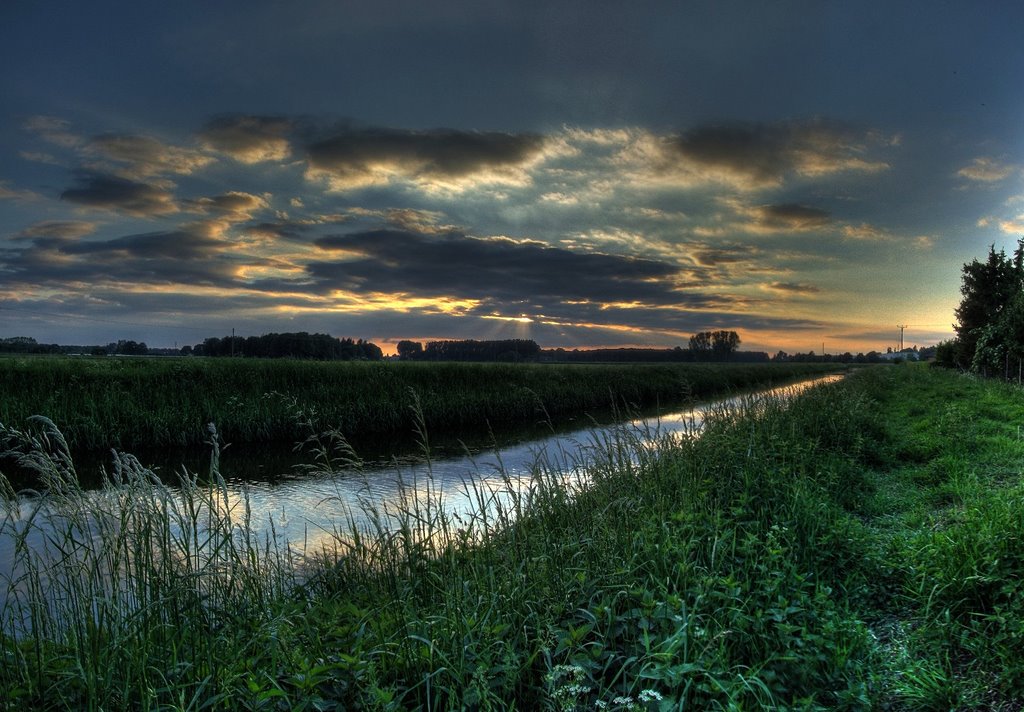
[206,374,842,554]
[1,374,842,626]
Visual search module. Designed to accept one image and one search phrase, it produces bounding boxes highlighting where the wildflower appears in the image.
[638,689,663,703]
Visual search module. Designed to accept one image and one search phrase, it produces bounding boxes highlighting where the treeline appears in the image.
[4,331,918,364]
[396,331,747,363]
[0,337,151,356]
[937,239,1024,378]
[396,339,540,362]
[184,332,383,360]
[775,350,912,364]
[540,347,770,363]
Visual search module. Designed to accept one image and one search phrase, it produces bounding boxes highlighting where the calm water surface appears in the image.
[167,374,843,550]
[0,374,843,611]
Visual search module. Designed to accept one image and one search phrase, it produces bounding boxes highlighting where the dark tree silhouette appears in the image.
[688,331,712,356]
[396,340,424,360]
[687,330,740,361]
[419,339,540,362]
[711,330,741,359]
[187,332,383,360]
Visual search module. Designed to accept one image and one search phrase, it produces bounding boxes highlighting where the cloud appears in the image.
[721,199,832,234]
[242,220,313,242]
[60,172,178,217]
[308,228,685,307]
[56,230,222,259]
[84,134,214,178]
[957,157,1016,182]
[665,120,891,190]
[185,191,270,221]
[999,215,1024,233]
[841,222,889,240]
[2,226,239,288]
[0,181,42,202]
[764,281,821,295]
[749,203,831,232]
[198,115,292,163]
[23,115,82,148]
[15,221,98,239]
[491,299,821,334]
[690,244,755,266]
[341,207,456,234]
[304,126,547,192]
[19,151,62,165]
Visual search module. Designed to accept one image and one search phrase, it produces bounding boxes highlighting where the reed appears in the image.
[0,356,838,452]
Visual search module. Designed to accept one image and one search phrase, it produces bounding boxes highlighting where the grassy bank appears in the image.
[0,358,837,451]
[2,365,1023,709]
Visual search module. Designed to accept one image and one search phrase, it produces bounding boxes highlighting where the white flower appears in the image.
[639,689,663,702]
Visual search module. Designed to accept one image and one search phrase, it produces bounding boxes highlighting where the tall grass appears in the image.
[0,417,298,710]
[2,366,1022,709]
[0,357,838,452]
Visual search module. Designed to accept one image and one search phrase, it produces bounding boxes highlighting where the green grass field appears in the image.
[0,357,838,451]
[3,364,1023,709]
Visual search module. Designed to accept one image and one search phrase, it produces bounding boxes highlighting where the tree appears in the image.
[970,290,1024,377]
[953,243,1021,368]
[711,330,741,360]
[396,340,423,360]
[688,332,712,359]
[185,332,384,360]
[688,330,740,361]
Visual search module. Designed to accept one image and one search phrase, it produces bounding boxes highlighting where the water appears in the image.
[0,374,841,628]
[144,373,843,552]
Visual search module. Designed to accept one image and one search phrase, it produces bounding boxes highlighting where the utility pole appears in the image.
[231,327,235,357]
[897,324,907,352]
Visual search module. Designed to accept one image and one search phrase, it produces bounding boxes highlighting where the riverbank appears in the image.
[2,365,1022,709]
[0,358,839,452]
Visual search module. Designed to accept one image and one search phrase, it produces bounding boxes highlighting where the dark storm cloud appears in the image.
[197,115,293,163]
[304,127,545,188]
[1,228,235,287]
[465,300,821,334]
[56,230,221,259]
[308,228,684,305]
[669,120,890,188]
[60,172,177,217]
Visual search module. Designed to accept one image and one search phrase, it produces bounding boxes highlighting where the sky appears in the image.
[2,1,1024,355]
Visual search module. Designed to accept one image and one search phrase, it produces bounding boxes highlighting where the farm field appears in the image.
[0,357,839,452]
[2,365,1023,709]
